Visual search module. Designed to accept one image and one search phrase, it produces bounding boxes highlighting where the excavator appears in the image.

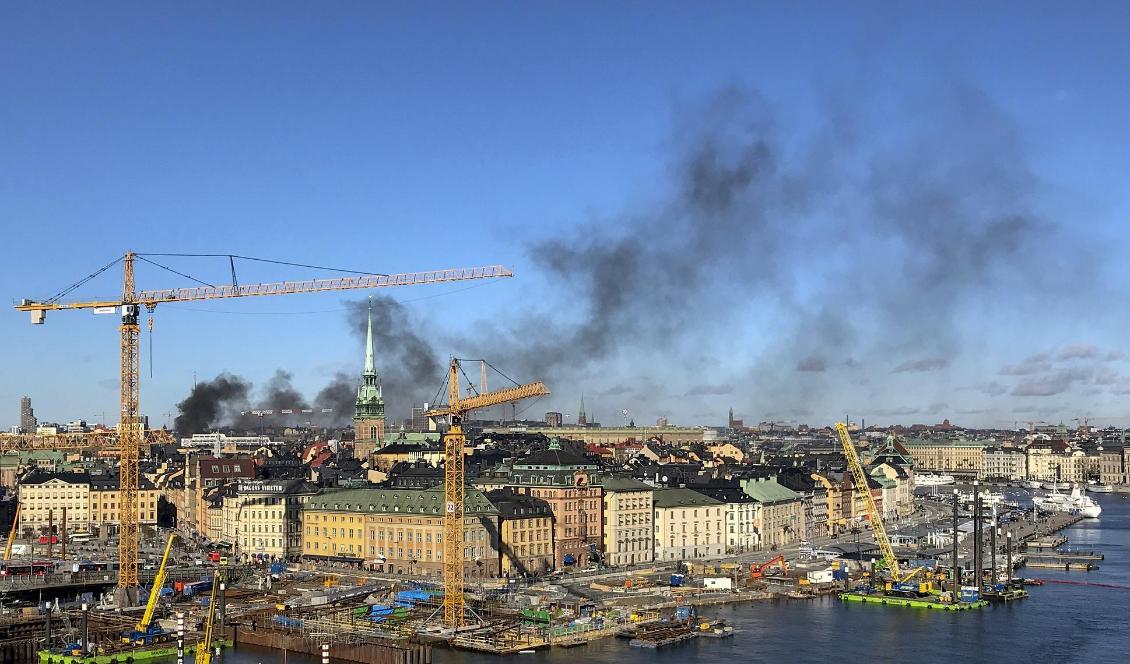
[122,532,177,645]
[750,555,788,579]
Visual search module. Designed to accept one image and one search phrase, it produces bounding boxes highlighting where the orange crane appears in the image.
[750,554,788,579]
[16,252,513,593]
[425,358,548,628]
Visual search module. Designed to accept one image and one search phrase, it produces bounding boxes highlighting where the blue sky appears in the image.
[3,2,1129,430]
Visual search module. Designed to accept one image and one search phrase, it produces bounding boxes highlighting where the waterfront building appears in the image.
[486,488,555,577]
[981,446,1027,481]
[600,477,655,566]
[18,470,158,534]
[652,487,724,561]
[221,479,319,561]
[902,438,985,476]
[474,441,604,568]
[740,477,806,550]
[301,486,501,578]
[1025,440,1097,483]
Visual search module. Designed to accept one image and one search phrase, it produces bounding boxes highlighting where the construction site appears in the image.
[0,251,1111,663]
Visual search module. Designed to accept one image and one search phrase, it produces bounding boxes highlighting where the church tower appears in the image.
[577,394,587,426]
[353,301,386,459]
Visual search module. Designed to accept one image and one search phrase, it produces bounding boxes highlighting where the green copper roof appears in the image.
[653,487,722,508]
[304,486,498,516]
[740,478,802,504]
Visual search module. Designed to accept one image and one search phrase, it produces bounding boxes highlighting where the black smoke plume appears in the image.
[173,373,251,434]
[314,372,357,424]
[447,84,1099,422]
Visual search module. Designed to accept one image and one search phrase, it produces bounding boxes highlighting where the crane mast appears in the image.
[427,359,548,627]
[15,252,514,596]
[120,252,142,588]
[835,422,900,581]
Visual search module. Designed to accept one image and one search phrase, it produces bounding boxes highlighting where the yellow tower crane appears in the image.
[16,252,513,592]
[834,422,901,581]
[425,359,548,628]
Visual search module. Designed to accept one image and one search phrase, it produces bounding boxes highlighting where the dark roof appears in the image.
[514,445,596,469]
[20,471,155,490]
[485,489,554,519]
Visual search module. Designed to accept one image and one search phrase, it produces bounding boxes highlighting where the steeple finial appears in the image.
[364,297,375,375]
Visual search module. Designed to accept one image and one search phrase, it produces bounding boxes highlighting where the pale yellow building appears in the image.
[221,479,319,561]
[302,486,501,578]
[601,477,655,566]
[18,471,157,535]
[903,439,986,475]
[486,489,555,577]
[652,488,725,561]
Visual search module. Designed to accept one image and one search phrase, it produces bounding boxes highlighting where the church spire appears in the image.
[577,393,587,426]
[364,298,376,376]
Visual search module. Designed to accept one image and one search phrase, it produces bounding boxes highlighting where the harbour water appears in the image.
[223,493,1130,664]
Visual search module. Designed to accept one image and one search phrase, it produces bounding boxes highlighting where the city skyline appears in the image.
[4,4,1130,429]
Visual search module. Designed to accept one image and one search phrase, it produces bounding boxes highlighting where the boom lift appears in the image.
[123,532,177,645]
[425,358,548,628]
[834,422,902,582]
[195,570,222,664]
[15,252,513,592]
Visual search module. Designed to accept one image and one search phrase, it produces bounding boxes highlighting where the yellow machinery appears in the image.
[123,532,177,644]
[16,252,513,589]
[3,503,20,560]
[835,422,901,582]
[195,570,222,664]
[426,358,548,628]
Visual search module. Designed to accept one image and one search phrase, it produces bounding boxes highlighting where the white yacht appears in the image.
[1024,480,1043,490]
[916,474,956,487]
[1041,481,1069,491]
[1086,481,1115,493]
[1033,486,1102,518]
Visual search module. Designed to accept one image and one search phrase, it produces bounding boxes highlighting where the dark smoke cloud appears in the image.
[314,372,356,425]
[345,295,443,421]
[367,84,1101,424]
[174,373,251,434]
[263,370,308,413]
[175,371,358,433]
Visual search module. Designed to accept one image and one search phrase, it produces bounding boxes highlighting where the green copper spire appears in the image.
[355,298,385,421]
[364,298,375,375]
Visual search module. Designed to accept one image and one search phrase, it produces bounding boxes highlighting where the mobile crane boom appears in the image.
[835,422,901,581]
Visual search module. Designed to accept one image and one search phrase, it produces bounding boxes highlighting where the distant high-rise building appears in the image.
[545,411,563,427]
[577,394,587,426]
[19,396,36,433]
[410,404,429,432]
[353,302,386,459]
[656,416,669,427]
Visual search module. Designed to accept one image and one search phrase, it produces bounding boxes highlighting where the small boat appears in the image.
[1086,482,1115,493]
[1025,480,1042,489]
